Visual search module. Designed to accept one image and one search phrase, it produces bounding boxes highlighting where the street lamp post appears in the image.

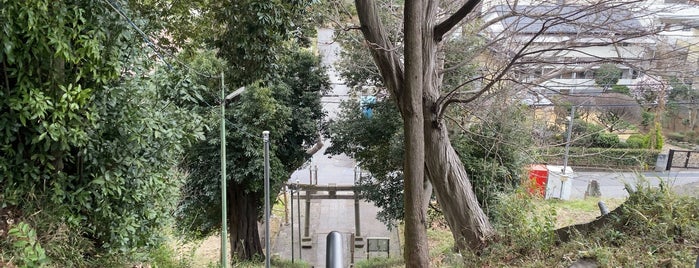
[220,74,246,268]
[290,184,295,263]
[263,131,271,268]
[296,180,302,260]
[220,73,227,268]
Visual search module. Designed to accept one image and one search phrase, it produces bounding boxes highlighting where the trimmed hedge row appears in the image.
[536,147,660,170]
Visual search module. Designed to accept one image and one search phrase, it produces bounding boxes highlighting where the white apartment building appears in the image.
[653,2,699,86]
[482,1,699,96]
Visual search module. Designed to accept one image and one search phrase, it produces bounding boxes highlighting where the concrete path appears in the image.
[272,197,401,267]
[271,28,400,268]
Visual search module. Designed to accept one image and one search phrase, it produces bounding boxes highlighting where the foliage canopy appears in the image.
[1,0,205,261]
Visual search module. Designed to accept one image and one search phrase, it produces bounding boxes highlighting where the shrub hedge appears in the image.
[536,147,660,170]
[624,134,649,149]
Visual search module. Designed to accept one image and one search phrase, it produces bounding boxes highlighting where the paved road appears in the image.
[287,27,353,186]
[571,170,699,199]
[273,29,400,268]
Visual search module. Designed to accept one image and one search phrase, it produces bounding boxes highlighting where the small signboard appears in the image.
[366,237,390,258]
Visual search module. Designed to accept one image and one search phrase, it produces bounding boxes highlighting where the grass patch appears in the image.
[270,256,312,268]
[425,181,699,267]
[427,227,454,255]
[548,197,625,228]
[426,226,461,267]
[550,197,625,211]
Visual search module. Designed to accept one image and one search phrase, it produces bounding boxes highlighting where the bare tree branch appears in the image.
[437,0,670,120]
[437,17,551,120]
[355,0,405,109]
[434,0,482,42]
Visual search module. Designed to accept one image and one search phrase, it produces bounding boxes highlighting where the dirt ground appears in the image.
[181,207,286,266]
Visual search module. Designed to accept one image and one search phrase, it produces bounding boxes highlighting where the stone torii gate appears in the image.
[288,183,365,249]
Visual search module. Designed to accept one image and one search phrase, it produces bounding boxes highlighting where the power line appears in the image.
[102,0,223,78]
[101,0,266,141]
[103,0,172,70]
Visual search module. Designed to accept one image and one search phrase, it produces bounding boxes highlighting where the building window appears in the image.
[574,71,586,79]
[585,70,594,79]
[621,69,631,80]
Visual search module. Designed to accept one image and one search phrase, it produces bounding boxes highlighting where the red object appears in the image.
[528,164,548,197]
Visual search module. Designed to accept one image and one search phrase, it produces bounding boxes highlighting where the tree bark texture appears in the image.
[355,0,405,110]
[228,182,263,260]
[423,123,495,251]
[355,0,495,254]
[402,0,429,266]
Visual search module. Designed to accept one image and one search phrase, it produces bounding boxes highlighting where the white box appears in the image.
[545,165,574,200]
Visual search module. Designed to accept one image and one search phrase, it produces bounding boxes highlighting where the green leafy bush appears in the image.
[489,189,557,254]
[1,0,204,262]
[666,132,687,142]
[593,132,621,148]
[568,120,626,148]
[573,180,699,267]
[270,256,312,268]
[6,222,49,267]
[625,134,649,149]
[571,120,604,147]
[146,244,191,268]
[666,131,699,145]
[610,85,630,95]
[457,178,699,267]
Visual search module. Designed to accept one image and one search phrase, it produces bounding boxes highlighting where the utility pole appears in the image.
[562,105,575,175]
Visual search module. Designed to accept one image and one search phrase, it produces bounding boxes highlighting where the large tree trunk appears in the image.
[423,123,495,251]
[228,183,263,261]
[420,0,495,252]
[355,0,495,257]
[402,0,429,266]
